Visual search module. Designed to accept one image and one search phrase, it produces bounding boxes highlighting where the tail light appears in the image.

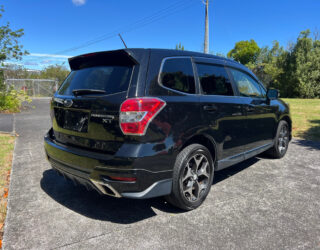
[120,97,166,135]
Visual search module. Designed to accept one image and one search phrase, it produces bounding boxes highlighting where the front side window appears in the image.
[58,65,133,96]
[196,63,234,96]
[229,69,263,97]
[259,84,267,98]
[160,58,195,94]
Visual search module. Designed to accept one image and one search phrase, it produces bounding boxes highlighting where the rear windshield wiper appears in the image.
[72,89,106,96]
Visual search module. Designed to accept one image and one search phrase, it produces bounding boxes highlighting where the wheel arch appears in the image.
[179,134,217,168]
[280,115,292,141]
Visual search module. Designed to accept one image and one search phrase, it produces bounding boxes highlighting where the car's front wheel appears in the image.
[266,120,290,159]
[166,144,214,210]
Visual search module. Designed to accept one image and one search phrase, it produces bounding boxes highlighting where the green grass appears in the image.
[282,98,320,142]
[0,134,15,187]
[0,134,15,243]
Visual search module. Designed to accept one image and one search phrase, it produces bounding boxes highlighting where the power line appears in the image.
[57,0,189,54]
[27,0,197,63]
[56,0,196,54]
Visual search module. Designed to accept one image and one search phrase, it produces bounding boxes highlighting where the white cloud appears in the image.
[29,53,72,59]
[72,0,86,6]
[24,61,38,66]
[3,62,24,66]
[41,60,52,64]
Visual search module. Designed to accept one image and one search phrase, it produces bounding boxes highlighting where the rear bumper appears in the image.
[44,128,173,199]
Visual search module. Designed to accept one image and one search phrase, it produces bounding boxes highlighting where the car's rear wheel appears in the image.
[265,120,290,159]
[166,144,214,210]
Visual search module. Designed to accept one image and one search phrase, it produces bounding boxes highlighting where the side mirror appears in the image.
[267,89,279,100]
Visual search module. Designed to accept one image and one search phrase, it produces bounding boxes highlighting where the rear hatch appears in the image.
[51,50,137,154]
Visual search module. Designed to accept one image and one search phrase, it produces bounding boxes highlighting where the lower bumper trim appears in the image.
[50,157,172,199]
[121,179,172,199]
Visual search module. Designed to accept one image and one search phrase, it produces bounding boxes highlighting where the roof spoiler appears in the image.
[68,49,138,70]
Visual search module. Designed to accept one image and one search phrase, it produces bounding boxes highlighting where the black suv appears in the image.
[44,49,291,210]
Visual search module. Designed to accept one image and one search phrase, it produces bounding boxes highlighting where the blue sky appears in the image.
[3,0,320,70]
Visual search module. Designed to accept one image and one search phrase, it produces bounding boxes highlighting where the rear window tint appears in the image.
[196,63,234,96]
[58,66,133,96]
[160,58,195,94]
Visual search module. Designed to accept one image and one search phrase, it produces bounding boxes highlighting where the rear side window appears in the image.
[196,64,234,96]
[160,58,195,94]
[58,66,133,96]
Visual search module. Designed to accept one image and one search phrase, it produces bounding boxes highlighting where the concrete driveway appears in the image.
[3,99,320,249]
[0,113,14,133]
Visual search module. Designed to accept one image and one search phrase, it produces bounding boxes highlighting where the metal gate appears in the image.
[5,79,59,97]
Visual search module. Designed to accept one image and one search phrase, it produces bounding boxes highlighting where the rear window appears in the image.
[196,63,234,96]
[160,58,195,94]
[58,66,133,96]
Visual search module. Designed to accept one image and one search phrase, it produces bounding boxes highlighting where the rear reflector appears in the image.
[120,97,166,135]
[109,176,137,182]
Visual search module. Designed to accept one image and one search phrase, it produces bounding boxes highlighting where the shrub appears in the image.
[0,70,31,113]
[0,87,32,113]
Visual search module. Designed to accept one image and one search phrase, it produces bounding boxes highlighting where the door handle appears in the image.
[245,105,255,112]
[203,105,217,112]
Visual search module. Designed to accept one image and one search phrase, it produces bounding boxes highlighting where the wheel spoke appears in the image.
[193,180,207,199]
[193,181,201,199]
[197,162,210,178]
[279,147,283,153]
[193,154,204,169]
[183,180,194,196]
[279,127,285,137]
[183,180,196,201]
[182,164,193,182]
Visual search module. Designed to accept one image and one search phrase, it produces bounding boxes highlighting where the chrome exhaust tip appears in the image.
[90,179,121,198]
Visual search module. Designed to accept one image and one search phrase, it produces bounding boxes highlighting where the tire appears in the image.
[165,144,214,210]
[265,120,290,159]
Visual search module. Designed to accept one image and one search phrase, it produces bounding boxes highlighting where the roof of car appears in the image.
[125,48,238,63]
[69,48,253,79]
[71,48,238,64]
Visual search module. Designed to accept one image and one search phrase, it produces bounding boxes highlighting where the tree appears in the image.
[38,64,70,84]
[252,41,287,89]
[0,5,30,112]
[3,64,29,79]
[227,39,260,65]
[175,42,185,51]
[291,30,320,98]
[0,6,28,63]
[2,63,70,84]
[227,29,320,98]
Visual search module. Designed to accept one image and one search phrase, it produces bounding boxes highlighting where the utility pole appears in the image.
[203,0,209,54]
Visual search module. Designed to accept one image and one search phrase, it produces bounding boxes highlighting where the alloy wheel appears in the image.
[180,153,211,202]
[278,124,289,154]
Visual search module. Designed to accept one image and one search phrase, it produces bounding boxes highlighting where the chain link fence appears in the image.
[5,79,59,97]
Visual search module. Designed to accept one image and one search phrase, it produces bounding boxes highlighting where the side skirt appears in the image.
[216,142,274,171]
